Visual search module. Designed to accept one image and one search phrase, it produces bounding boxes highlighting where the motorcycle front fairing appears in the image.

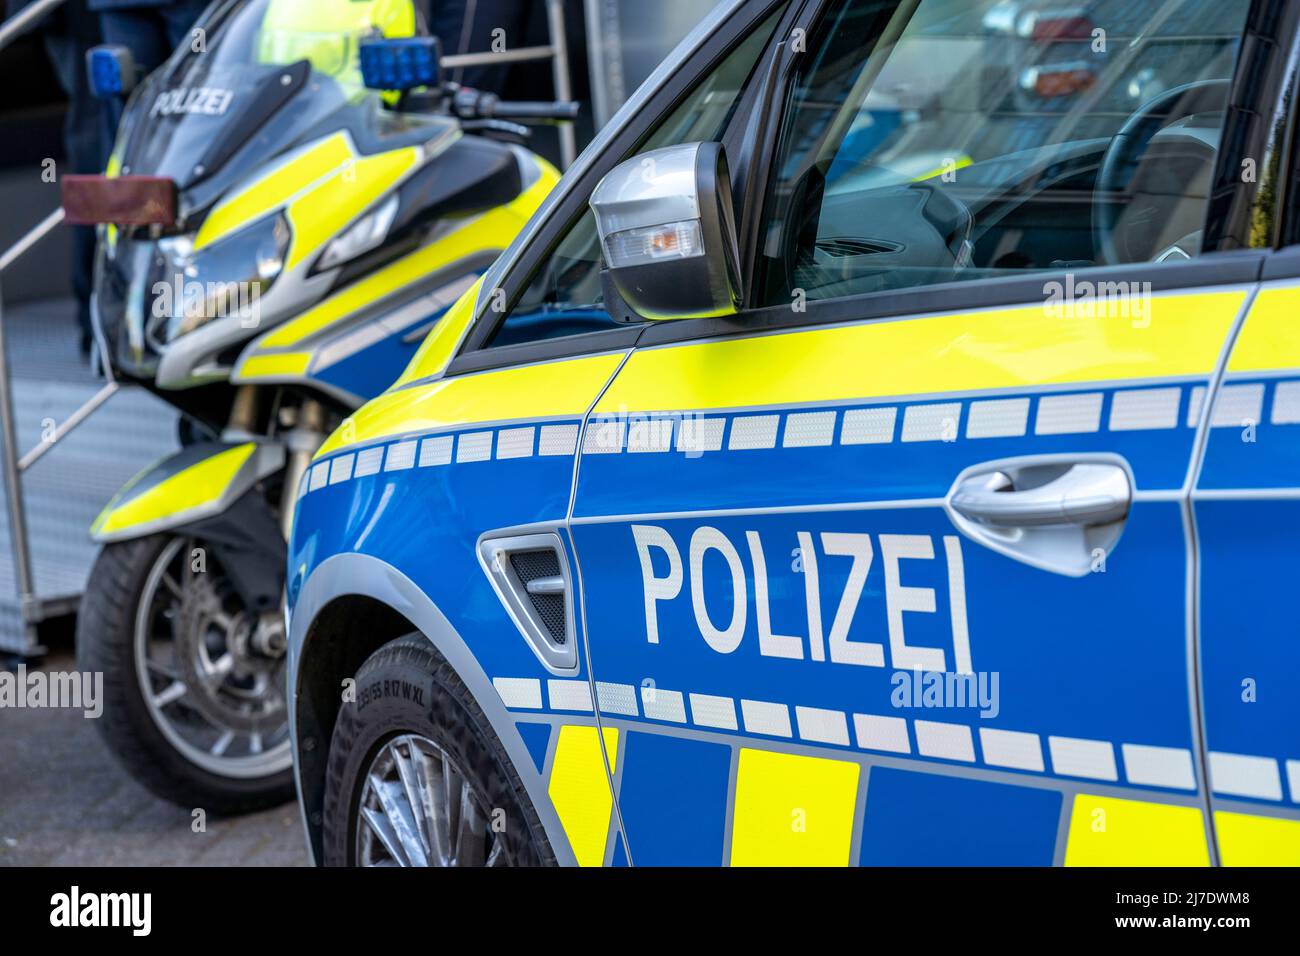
[91,0,432,391]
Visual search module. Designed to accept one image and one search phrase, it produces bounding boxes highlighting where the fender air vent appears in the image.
[479,532,577,674]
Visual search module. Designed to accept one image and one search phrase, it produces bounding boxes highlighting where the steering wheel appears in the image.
[1093,78,1230,265]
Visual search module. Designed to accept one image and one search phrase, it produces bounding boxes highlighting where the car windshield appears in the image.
[112,0,414,202]
[758,0,1253,303]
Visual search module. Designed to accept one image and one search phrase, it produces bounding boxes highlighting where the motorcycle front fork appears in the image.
[223,386,328,540]
[279,398,327,540]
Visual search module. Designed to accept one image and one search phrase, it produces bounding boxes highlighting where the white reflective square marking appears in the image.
[354,446,384,477]
[1048,736,1118,780]
[1210,383,1265,428]
[783,411,837,448]
[852,713,910,753]
[1121,743,1196,790]
[1272,381,1300,425]
[676,417,725,454]
[841,406,897,444]
[627,418,674,453]
[1209,751,1282,800]
[492,677,542,710]
[728,415,780,450]
[740,699,792,737]
[582,419,625,454]
[328,455,354,485]
[546,679,593,712]
[688,693,737,730]
[795,706,849,745]
[1109,387,1180,431]
[979,728,1043,771]
[914,720,975,761]
[538,423,579,456]
[496,426,535,460]
[456,431,493,463]
[1186,386,1207,427]
[595,682,638,716]
[902,402,961,442]
[966,398,1030,439]
[640,687,686,723]
[385,440,417,471]
[1036,392,1103,435]
[308,461,330,492]
[419,435,453,467]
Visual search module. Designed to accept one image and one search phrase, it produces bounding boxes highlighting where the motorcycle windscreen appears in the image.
[108,0,409,199]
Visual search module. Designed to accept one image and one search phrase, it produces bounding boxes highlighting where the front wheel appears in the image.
[322,634,554,866]
[76,534,294,814]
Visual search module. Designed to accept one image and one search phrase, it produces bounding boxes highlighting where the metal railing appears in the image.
[0,0,71,654]
[442,0,578,168]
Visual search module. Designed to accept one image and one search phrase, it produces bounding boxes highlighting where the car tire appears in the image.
[76,535,295,814]
[323,633,554,866]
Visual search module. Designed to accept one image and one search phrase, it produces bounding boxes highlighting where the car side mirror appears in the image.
[589,142,741,321]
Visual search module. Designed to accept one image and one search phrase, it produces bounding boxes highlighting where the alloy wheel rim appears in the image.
[133,536,293,779]
[355,734,508,867]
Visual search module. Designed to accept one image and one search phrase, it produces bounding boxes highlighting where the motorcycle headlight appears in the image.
[318,195,398,271]
[150,213,291,345]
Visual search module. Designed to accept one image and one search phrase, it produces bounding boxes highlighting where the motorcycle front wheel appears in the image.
[76,533,294,814]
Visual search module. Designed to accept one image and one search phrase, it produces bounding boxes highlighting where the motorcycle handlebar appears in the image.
[487,100,580,121]
[450,87,578,123]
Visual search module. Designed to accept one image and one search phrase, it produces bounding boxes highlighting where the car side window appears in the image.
[487,4,790,349]
[754,0,1254,307]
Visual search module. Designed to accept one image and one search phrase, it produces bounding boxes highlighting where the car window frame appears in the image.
[1267,3,1300,265]
[637,0,1293,352]
[447,0,803,376]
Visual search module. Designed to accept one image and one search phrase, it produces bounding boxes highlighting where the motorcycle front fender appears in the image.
[91,440,285,544]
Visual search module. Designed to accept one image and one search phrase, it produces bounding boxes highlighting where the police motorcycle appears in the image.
[62,0,575,812]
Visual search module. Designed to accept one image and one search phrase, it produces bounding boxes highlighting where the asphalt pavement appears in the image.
[0,647,307,867]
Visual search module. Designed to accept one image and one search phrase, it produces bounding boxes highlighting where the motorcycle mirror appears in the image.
[62,175,178,227]
[359,36,442,92]
[86,45,138,99]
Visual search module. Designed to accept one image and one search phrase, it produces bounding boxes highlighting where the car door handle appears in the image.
[950,462,1131,529]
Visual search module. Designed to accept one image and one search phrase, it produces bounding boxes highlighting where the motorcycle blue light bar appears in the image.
[359,37,442,92]
[86,45,136,99]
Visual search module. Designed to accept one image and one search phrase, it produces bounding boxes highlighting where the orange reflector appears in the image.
[62,174,177,226]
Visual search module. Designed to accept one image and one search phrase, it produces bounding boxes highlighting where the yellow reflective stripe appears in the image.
[261,213,506,350]
[547,725,618,867]
[93,443,255,536]
[729,748,859,866]
[1227,285,1300,373]
[596,291,1245,414]
[284,145,420,270]
[389,277,484,384]
[237,352,312,380]
[1214,811,1300,865]
[257,153,556,359]
[1064,794,1209,866]
[315,351,623,457]
[195,132,355,251]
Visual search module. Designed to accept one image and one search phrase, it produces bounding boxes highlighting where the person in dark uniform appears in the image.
[89,0,210,75]
[4,0,103,353]
[426,0,528,92]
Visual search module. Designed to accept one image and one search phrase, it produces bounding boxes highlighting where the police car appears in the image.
[286,0,1300,866]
